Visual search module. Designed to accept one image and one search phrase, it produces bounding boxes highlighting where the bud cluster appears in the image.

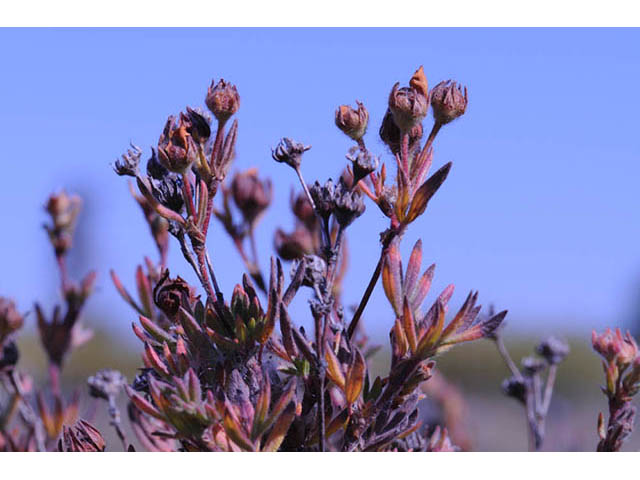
[44,190,82,258]
[592,328,640,451]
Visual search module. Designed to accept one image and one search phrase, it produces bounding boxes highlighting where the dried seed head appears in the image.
[113,143,142,177]
[309,179,336,220]
[430,80,468,125]
[388,72,428,132]
[379,108,423,155]
[88,369,127,400]
[157,115,198,174]
[231,169,272,225]
[409,66,428,98]
[346,146,379,185]
[154,275,197,319]
[182,107,212,144]
[0,341,19,370]
[271,137,311,169]
[335,101,369,141]
[205,79,240,122]
[274,228,314,261]
[309,297,332,319]
[291,191,316,230]
[334,181,366,227]
[295,255,327,288]
[536,337,570,365]
[0,298,23,345]
[147,149,185,214]
[44,190,82,257]
[521,356,546,377]
[59,420,106,452]
[502,376,526,404]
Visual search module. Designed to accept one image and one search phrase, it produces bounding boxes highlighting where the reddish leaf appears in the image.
[405,162,452,224]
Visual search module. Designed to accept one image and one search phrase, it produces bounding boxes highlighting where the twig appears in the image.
[107,395,129,451]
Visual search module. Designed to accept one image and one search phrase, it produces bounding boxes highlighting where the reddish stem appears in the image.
[181,172,197,220]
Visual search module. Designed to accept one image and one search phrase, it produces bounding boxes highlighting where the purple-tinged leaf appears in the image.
[405,162,452,224]
[403,240,423,301]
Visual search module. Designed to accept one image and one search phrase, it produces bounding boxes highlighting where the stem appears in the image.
[493,336,545,451]
[294,167,316,211]
[56,255,69,293]
[201,119,226,237]
[48,363,61,397]
[346,227,401,340]
[204,251,222,298]
[181,172,197,220]
[400,133,410,175]
[176,231,205,286]
[318,370,326,451]
[423,121,442,154]
[8,371,46,452]
[194,246,216,302]
[108,396,129,451]
[494,336,522,380]
[541,365,557,414]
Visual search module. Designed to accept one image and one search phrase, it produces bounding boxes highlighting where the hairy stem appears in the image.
[181,172,197,220]
[423,121,442,154]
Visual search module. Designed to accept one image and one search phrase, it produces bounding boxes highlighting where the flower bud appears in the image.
[205,79,240,122]
[593,328,639,368]
[271,137,311,169]
[592,328,619,363]
[335,101,369,141]
[230,169,272,225]
[274,228,314,260]
[617,330,639,366]
[388,69,428,132]
[430,80,468,125]
[0,297,23,345]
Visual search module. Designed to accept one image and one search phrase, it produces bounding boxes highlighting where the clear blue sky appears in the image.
[1,28,639,343]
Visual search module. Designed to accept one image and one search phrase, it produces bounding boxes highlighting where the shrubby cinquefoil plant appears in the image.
[1,66,633,452]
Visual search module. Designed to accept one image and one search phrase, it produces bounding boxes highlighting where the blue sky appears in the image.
[1,28,639,343]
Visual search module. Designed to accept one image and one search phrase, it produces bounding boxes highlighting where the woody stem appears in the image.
[347,225,402,340]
